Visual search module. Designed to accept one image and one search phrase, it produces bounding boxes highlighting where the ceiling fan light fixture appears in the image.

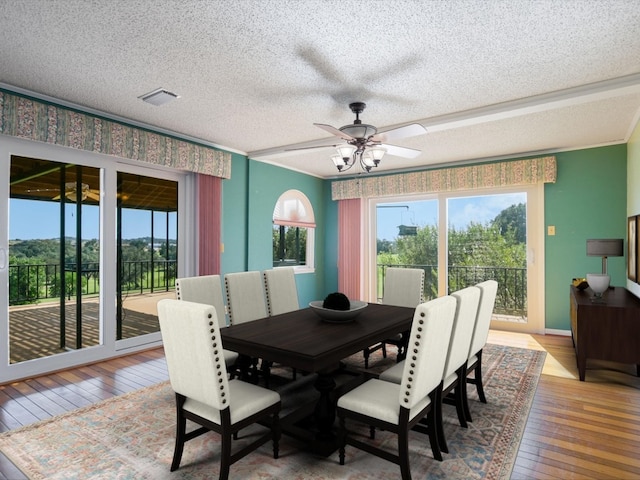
[336,144,356,161]
[369,147,386,165]
[331,154,345,170]
[361,152,376,171]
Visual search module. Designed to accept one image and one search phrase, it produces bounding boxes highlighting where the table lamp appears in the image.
[586,239,624,274]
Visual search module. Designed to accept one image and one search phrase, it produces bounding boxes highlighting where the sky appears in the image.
[9,199,176,240]
[376,192,526,241]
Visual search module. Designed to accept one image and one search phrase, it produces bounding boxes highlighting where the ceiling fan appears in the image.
[289,102,427,173]
[27,182,100,202]
[54,182,100,202]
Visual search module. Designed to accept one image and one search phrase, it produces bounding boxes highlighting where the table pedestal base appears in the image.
[277,368,366,456]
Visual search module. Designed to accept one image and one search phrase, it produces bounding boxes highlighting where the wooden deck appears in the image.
[8,294,168,364]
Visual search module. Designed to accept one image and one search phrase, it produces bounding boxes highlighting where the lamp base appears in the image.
[586,273,610,300]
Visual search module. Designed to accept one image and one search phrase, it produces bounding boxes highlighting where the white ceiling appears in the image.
[1,0,640,179]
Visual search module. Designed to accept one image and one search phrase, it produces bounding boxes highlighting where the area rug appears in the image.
[0,344,545,480]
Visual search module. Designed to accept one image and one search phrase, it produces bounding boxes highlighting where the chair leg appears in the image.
[474,350,487,403]
[434,386,448,454]
[219,431,232,480]
[170,413,187,471]
[398,426,411,480]
[454,368,468,428]
[462,371,473,422]
[272,413,281,459]
[338,415,347,465]
[426,406,443,462]
[454,383,468,428]
[363,348,370,369]
[261,360,272,388]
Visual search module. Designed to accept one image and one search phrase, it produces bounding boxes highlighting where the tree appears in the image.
[377,239,395,254]
[272,225,307,266]
[492,202,526,243]
[395,224,438,266]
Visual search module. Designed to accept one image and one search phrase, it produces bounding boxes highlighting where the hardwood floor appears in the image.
[1,332,639,479]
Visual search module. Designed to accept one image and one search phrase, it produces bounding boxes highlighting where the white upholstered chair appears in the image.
[379,286,480,454]
[263,267,300,380]
[363,267,425,368]
[224,271,269,325]
[263,267,299,316]
[464,280,498,419]
[175,275,239,369]
[157,299,281,480]
[224,271,271,383]
[337,296,457,478]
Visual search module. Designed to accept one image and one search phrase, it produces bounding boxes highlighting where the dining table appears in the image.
[220,301,415,455]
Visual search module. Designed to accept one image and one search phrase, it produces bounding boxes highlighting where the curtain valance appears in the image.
[331,156,556,200]
[0,90,231,178]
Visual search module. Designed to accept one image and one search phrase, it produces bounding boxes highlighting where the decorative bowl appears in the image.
[586,273,610,297]
[309,300,368,323]
[572,277,589,290]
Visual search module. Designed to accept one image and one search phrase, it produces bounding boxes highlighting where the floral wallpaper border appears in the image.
[331,156,556,200]
[0,90,231,179]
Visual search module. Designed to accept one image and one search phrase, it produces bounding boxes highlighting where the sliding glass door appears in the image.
[8,157,101,363]
[0,141,188,381]
[116,172,178,342]
[369,185,544,333]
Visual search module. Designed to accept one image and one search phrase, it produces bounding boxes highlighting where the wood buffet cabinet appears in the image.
[570,285,640,381]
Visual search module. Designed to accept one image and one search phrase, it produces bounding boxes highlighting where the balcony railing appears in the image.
[378,263,527,317]
[8,260,177,305]
[9,260,525,317]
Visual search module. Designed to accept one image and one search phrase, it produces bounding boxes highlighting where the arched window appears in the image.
[272,189,315,271]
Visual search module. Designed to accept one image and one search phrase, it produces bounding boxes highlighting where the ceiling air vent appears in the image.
[139,88,180,106]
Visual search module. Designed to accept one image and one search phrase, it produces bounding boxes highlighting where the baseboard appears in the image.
[545,328,571,336]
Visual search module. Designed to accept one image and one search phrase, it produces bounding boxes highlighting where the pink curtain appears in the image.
[338,198,362,299]
[197,174,222,275]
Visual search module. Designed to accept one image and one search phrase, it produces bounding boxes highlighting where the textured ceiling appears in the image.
[1,0,640,178]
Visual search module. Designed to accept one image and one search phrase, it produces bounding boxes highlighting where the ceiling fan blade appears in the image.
[372,123,426,143]
[381,143,422,159]
[285,143,340,152]
[87,191,101,201]
[314,123,355,140]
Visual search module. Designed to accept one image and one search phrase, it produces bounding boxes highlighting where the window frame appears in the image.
[272,189,315,274]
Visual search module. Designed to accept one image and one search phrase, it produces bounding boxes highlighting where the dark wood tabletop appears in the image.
[220,302,415,373]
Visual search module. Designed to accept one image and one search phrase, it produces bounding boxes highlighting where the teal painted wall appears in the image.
[221,152,249,275]
[323,185,339,294]
[222,157,329,306]
[544,144,627,330]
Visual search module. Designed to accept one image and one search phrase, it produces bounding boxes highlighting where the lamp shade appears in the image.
[586,239,624,257]
[336,144,356,161]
